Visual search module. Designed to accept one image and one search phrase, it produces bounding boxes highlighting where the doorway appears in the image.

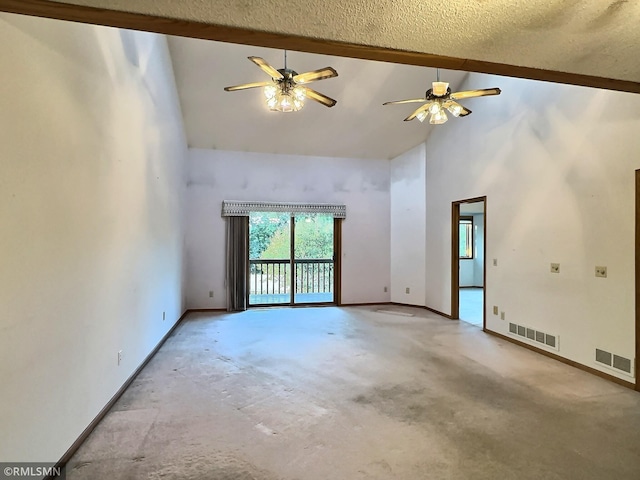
[248,212,338,307]
[451,197,487,329]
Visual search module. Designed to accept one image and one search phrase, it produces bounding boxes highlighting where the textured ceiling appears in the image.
[46,0,640,84]
[168,37,468,159]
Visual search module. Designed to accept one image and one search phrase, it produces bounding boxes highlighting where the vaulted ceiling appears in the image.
[3,0,640,159]
[168,38,467,159]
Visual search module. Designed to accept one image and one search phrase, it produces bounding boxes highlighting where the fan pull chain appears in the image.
[284,50,287,70]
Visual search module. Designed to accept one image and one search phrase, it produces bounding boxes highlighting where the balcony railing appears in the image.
[249,259,333,302]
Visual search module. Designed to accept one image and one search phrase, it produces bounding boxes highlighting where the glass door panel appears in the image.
[248,212,291,305]
[293,213,334,304]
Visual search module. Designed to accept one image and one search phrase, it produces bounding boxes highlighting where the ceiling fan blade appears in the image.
[304,88,337,108]
[404,102,432,121]
[383,98,428,106]
[224,81,272,92]
[248,56,284,80]
[450,88,501,100]
[293,67,338,84]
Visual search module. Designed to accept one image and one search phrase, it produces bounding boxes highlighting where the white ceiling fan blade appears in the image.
[450,88,501,100]
[248,56,284,80]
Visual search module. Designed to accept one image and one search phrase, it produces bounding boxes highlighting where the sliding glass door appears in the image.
[294,214,334,304]
[248,212,335,306]
[248,212,291,305]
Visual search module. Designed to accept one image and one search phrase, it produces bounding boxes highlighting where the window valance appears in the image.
[222,201,346,219]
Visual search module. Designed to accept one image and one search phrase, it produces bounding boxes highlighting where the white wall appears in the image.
[390,143,426,305]
[186,149,391,308]
[0,14,188,462]
[459,260,475,287]
[424,73,640,382]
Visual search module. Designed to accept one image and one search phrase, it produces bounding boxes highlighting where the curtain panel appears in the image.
[225,216,249,312]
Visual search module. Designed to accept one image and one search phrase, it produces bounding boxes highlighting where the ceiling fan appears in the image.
[384,70,501,125]
[224,52,338,112]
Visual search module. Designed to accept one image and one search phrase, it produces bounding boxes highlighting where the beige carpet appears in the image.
[66,306,640,479]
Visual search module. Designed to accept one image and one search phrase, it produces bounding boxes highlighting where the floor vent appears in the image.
[508,322,559,351]
[595,348,633,376]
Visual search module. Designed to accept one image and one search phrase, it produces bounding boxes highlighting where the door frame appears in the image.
[451,196,487,330]
[635,170,640,391]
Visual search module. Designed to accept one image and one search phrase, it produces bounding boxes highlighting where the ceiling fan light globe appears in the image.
[264,84,277,99]
[278,94,294,112]
[293,86,306,101]
[416,111,428,123]
[428,101,441,115]
[293,98,305,111]
[447,104,463,117]
[430,109,448,125]
[266,96,278,110]
[270,91,304,112]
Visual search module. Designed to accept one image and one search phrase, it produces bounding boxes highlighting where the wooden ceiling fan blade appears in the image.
[248,56,284,79]
[304,88,337,107]
[293,67,338,84]
[450,88,501,100]
[383,98,428,106]
[404,103,432,121]
[224,81,272,92]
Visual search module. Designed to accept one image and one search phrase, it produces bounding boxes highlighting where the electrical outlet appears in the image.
[550,263,560,274]
[117,350,122,366]
[209,290,214,298]
[500,311,505,320]
[405,287,410,294]
[493,306,498,315]
[595,266,607,278]
[162,311,166,321]
[493,259,498,266]
[384,286,388,293]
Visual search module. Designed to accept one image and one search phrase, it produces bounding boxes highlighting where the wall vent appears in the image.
[507,322,559,351]
[596,348,633,376]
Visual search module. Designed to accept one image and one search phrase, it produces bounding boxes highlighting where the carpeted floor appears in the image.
[66,306,640,479]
